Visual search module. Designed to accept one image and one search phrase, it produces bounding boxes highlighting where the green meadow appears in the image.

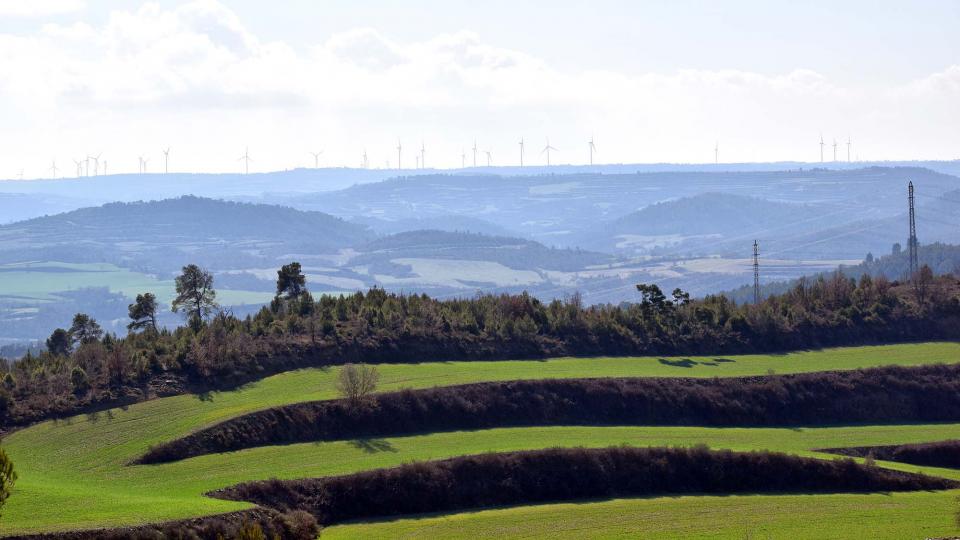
[1,342,959,537]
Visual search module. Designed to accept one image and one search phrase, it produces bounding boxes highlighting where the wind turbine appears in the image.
[88,153,101,176]
[420,140,426,169]
[238,147,252,174]
[415,155,420,169]
[309,150,323,169]
[102,160,107,175]
[362,149,369,169]
[84,155,90,177]
[461,149,466,168]
[73,159,83,178]
[714,141,719,164]
[484,150,492,167]
[472,140,478,167]
[541,138,557,166]
[518,138,525,167]
[139,156,150,174]
[819,134,825,163]
[49,160,59,179]
[832,138,838,162]
[163,147,171,173]
[846,137,852,163]
[588,136,597,165]
[396,140,402,170]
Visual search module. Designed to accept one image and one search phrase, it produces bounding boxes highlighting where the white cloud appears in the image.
[0,0,85,17]
[0,0,956,177]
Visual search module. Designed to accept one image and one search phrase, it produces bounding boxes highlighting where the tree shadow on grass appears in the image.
[348,438,398,453]
[658,358,697,368]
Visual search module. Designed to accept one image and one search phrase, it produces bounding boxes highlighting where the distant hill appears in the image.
[0,196,374,274]
[754,188,960,260]
[257,167,960,252]
[0,192,98,225]
[353,230,614,274]
[351,215,519,238]
[572,193,826,255]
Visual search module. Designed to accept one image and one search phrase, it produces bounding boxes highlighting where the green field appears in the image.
[0,261,275,306]
[326,490,960,539]
[1,342,960,537]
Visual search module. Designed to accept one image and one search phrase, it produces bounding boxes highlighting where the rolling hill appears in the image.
[0,196,375,274]
[255,167,960,251]
[571,193,827,255]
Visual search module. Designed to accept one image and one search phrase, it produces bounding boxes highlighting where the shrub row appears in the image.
[216,446,956,526]
[824,439,960,469]
[6,508,318,540]
[139,363,960,464]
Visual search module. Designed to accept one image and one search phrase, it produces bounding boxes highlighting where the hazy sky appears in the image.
[0,0,957,176]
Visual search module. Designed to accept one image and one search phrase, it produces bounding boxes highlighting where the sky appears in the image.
[0,0,957,176]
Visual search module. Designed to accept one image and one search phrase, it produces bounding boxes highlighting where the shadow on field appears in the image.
[658,358,698,368]
[657,357,740,368]
[348,438,398,453]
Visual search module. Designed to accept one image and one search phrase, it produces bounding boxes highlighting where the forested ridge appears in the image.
[1,264,958,431]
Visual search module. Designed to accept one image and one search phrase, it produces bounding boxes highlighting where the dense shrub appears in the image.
[10,509,318,540]
[217,446,956,526]
[825,440,960,469]
[140,363,960,464]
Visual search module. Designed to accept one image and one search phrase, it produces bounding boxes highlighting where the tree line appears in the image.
[1,260,958,430]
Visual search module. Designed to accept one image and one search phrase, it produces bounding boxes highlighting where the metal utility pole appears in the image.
[908,181,919,277]
[753,240,761,304]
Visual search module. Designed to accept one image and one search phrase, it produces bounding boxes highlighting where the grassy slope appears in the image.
[1,342,960,536]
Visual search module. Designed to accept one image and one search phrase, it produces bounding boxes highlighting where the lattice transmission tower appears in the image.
[908,181,919,277]
[753,240,760,304]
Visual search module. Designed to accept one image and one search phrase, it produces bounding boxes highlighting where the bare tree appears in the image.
[336,364,380,406]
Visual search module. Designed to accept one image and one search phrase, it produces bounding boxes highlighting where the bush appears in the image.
[70,367,90,394]
[0,446,16,519]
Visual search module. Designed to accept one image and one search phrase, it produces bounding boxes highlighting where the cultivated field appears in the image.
[1,342,959,537]
[0,261,273,306]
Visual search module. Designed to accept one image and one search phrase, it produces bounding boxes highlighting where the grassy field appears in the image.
[1,342,959,536]
[325,490,960,539]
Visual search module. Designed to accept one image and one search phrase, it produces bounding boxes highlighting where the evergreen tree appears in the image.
[127,293,159,332]
[172,265,217,329]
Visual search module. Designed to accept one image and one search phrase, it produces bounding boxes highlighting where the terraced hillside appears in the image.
[2,342,960,538]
